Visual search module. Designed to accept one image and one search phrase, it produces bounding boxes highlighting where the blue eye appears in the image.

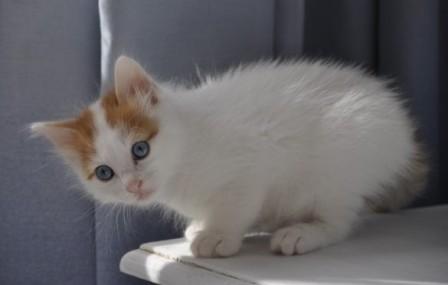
[95,165,114,182]
[132,141,150,160]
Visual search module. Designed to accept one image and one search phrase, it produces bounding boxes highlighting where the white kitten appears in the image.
[32,56,428,257]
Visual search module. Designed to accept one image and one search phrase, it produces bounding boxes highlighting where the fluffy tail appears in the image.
[365,143,429,213]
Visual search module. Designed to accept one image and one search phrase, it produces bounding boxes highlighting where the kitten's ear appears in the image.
[114,56,158,105]
[30,121,76,150]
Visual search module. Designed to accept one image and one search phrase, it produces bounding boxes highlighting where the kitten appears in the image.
[31,56,428,257]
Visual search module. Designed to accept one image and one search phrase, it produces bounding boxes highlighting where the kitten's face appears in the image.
[32,56,164,206]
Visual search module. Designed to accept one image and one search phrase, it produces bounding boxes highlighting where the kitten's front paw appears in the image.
[185,221,202,241]
[190,231,242,258]
[270,224,323,255]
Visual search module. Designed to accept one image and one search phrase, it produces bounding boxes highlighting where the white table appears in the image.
[121,206,448,285]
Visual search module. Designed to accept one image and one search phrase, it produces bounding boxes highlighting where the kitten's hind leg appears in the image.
[270,198,360,255]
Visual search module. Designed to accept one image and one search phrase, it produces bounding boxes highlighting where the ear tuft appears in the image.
[30,122,47,136]
[114,56,158,105]
[30,121,75,147]
[30,121,56,138]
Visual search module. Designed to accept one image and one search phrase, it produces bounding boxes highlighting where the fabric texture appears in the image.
[0,1,445,285]
[0,1,100,284]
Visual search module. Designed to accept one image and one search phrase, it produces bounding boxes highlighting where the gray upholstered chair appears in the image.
[1,1,445,284]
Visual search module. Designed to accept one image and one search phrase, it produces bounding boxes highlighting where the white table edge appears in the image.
[120,248,256,285]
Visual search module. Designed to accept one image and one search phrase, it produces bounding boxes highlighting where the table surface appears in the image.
[121,205,448,285]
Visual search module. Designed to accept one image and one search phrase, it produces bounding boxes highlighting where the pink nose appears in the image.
[126,179,143,194]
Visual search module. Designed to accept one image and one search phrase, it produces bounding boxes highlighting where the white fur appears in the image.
[62,59,423,257]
